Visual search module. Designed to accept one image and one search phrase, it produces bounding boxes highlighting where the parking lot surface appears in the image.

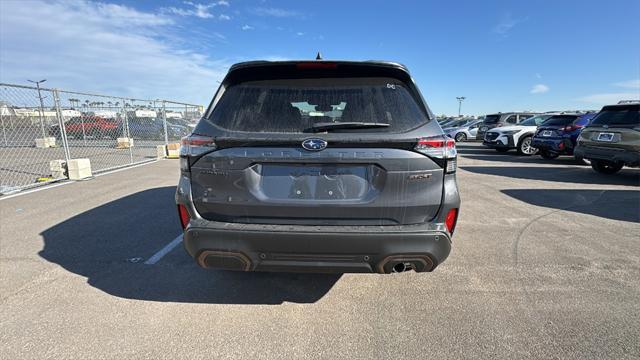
[1,142,639,359]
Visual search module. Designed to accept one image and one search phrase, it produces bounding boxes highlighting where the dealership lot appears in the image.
[1,142,639,359]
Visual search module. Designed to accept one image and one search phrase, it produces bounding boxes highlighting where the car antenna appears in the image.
[316,51,323,60]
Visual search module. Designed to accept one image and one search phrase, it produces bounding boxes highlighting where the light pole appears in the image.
[28,79,47,138]
[456,96,466,117]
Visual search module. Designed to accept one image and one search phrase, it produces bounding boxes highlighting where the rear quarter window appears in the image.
[202,77,429,133]
[483,115,500,124]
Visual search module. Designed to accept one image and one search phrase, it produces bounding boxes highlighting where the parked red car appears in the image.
[52,116,120,138]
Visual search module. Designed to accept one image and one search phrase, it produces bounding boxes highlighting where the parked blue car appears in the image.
[531,112,598,163]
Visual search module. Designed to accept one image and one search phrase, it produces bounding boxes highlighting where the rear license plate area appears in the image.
[596,132,614,142]
[542,130,552,137]
[256,164,373,201]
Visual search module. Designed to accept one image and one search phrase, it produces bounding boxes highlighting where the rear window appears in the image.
[590,105,639,126]
[204,77,428,133]
[483,115,501,124]
[445,120,466,127]
[542,115,579,126]
[519,115,550,126]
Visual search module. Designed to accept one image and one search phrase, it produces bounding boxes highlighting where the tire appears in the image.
[454,132,467,142]
[517,136,538,156]
[591,160,623,174]
[495,148,509,153]
[539,150,559,159]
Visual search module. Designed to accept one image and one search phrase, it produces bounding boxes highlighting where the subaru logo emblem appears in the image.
[302,138,327,151]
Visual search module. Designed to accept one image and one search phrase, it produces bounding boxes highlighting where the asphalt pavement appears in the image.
[1,142,639,359]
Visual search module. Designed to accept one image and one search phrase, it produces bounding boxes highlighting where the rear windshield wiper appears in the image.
[305,122,390,132]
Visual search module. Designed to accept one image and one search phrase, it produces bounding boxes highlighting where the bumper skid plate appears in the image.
[184,227,451,274]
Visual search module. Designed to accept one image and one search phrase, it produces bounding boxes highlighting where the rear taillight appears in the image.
[415,137,457,173]
[180,134,216,171]
[445,208,459,234]
[177,204,190,229]
[564,125,574,132]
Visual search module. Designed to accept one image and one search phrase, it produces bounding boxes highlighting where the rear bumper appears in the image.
[531,137,574,154]
[575,145,640,166]
[182,224,451,273]
[176,173,460,274]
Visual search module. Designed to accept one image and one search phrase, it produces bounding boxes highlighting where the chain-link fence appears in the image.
[0,83,202,193]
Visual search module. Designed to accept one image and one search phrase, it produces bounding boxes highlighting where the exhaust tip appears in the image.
[378,255,434,274]
[197,250,251,271]
[392,262,407,273]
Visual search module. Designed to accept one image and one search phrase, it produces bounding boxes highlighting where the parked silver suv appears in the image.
[176,60,461,274]
[476,112,538,140]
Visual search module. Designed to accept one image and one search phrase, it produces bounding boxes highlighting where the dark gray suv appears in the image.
[175,60,460,274]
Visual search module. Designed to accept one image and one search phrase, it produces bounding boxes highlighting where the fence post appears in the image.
[121,102,133,164]
[53,89,71,163]
[80,116,87,146]
[161,100,168,145]
[1,110,7,146]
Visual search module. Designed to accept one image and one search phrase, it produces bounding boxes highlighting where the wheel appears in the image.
[591,160,623,174]
[517,136,538,156]
[574,155,590,165]
[454,132,467,142]
[495,148,509,153]
[539,150,559,159]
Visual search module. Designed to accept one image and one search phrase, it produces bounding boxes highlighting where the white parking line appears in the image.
[144,234,183,265]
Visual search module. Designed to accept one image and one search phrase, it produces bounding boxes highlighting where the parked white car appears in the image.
[444,119,483,142]
[482,114,555,155]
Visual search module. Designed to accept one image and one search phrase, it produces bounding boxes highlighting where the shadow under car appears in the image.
[461,166,640,186]
[501,189,640,223]
[39,186,340,304]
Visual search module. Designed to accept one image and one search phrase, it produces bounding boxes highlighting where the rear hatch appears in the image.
[579,104,640,151]
[479,114,501,131]
[185,61,451,226]
[535,115,580,139]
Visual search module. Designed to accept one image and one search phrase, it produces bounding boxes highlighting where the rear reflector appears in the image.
[445,208,458,234]
[177,204,190,229]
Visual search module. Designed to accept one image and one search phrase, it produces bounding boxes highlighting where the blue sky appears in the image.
[1,0,639,115]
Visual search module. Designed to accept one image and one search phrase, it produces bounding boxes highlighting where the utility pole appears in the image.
[28,79,47,138]
[456,96,466,117]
